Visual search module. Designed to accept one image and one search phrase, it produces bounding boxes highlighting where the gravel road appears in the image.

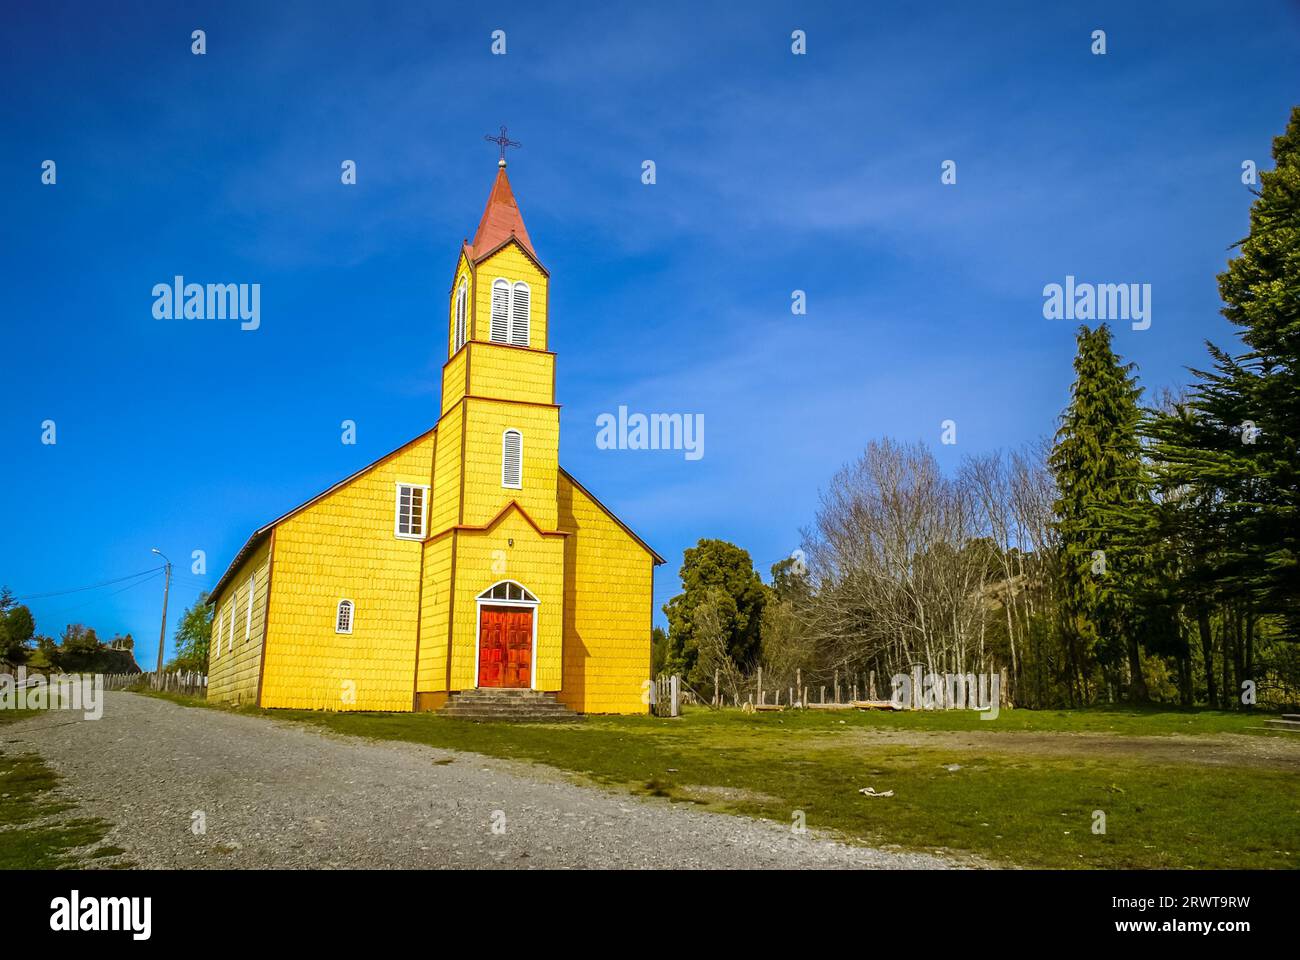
[5,692,966,869]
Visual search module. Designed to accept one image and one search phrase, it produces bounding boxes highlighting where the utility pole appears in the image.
[151,548,172,689]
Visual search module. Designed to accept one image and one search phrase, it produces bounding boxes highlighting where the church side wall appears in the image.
[207,537,270,706]
[557,475,655,715]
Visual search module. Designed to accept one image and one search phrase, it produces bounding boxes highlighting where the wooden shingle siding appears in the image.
[258,434,436,712]
[441,348,469,415]
[430,404,463,532]
[461,398,559,529]
[464,341,554,405]
[207,537,270,706]
[557,475,654,714]
[416,536,453,693]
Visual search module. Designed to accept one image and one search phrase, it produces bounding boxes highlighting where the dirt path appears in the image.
[4,692,967,870]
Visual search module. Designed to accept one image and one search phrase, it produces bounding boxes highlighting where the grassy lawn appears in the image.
[0,710,129,869]
[144,691,1300,869]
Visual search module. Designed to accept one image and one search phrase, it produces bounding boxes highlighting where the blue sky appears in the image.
[2,2,1296,668]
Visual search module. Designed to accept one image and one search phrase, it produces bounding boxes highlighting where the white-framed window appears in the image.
[489,278,531,347]
[226,596,235,653]
[394,482,429,539]
[244,577,255,642]
[214,608,223,660]
[452,280,468,355]
[510,281,530,346]
[479,581,537,602]
[336,599,354,635]
[501,429,523,489]
[490,278,510,342]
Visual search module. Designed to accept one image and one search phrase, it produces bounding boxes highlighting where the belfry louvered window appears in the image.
[489,278,531,347]
[453,280,468,355]
[490,279,510,342]
[394,483,429,539]
[510,282,530,346]
[336,599,354,635]
[501,429,523,489]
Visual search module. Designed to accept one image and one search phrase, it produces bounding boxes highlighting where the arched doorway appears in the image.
[475,581,539,689]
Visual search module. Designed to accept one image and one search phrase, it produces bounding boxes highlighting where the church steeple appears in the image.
[470,165,537,262]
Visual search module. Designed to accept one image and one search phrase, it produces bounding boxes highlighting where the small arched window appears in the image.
[336,599,354,635]
[453,281,468,355]
[490,279,510,342]
[501,429,523,488]
[510,281,530,346]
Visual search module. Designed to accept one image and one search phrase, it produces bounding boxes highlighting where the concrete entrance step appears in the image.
[439,688,578,722]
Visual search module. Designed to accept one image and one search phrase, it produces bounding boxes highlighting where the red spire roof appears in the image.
[471,163,536,261]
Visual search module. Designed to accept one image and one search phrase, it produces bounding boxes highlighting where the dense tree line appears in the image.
[660,107,1300,711]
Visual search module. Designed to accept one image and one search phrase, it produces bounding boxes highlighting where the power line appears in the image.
[14,566,165,602]
[29,570,164,625]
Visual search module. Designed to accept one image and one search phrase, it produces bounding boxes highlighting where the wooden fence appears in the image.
[103,671,207,696]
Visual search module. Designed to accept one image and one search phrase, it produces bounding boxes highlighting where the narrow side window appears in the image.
[453,280,468,354]
[502,429,523,488]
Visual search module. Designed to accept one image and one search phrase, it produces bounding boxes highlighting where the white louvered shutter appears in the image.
[510,282,530,346]
[502,430,522,488]
[244,578,255,641]
[490,280,510,342]
[454,282,467,353]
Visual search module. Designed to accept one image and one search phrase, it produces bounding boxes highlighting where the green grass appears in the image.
[0,709,128,869]
[145,693,1298,869]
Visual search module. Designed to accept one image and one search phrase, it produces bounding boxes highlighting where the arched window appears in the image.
[452,281,467,355]
[501,429,523,488]
[478,581,538,603]
[510,281,530,346]
[489,278,531,347]
[490,279,510,342]
[336,599,354,635]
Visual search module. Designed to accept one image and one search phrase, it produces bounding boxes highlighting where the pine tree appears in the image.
[1153,106,1300,639]
[1050,323,1148,701]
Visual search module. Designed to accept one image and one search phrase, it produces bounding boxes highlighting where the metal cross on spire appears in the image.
[484,125,521,166]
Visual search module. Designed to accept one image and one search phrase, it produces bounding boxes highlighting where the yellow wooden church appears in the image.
[205,154,663,715]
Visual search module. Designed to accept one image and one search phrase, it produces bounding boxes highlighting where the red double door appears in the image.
[477,607,533,688]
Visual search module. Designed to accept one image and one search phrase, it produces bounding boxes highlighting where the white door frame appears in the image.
[473,582,540,690]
